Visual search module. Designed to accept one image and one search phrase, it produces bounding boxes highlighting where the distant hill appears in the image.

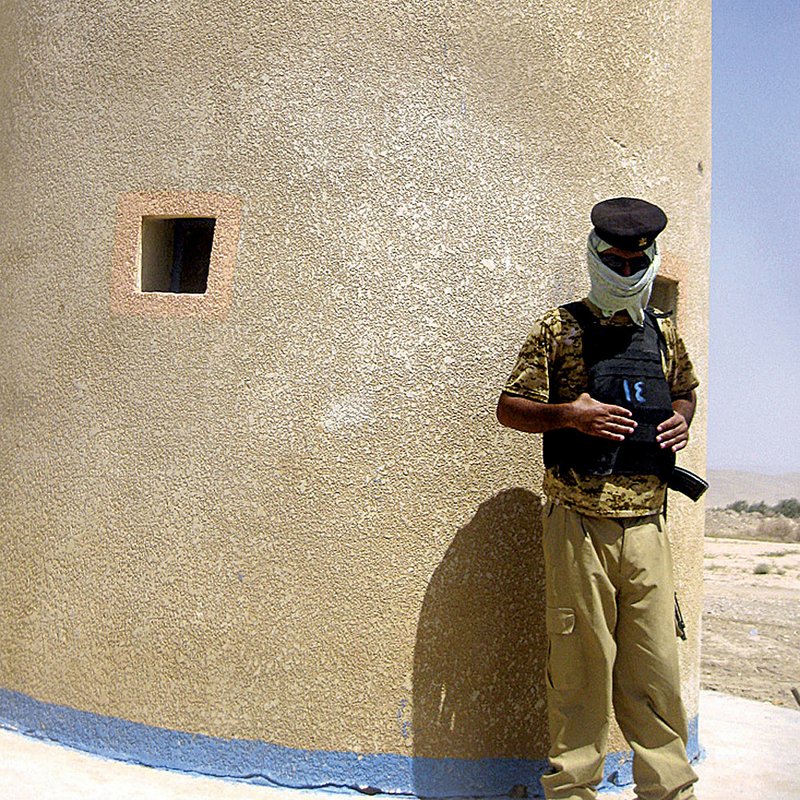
[706,470,800,508]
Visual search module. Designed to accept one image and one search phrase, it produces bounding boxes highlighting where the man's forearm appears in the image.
[672,391,697,427]
[497,391,638,441]
[496,393,577,433]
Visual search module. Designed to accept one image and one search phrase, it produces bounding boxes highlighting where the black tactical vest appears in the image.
[542,302,676,478]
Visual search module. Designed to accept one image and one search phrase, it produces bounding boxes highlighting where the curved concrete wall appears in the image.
[0,1,711,795]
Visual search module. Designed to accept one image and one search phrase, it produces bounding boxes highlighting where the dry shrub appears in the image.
[706,509,800,542]
[755,517,800,543]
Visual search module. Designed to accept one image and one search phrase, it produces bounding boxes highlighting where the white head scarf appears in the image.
[586,230,661,326]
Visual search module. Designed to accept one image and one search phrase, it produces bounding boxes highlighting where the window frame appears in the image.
[111,191,241,319]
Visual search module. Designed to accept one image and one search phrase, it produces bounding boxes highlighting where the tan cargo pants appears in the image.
[540,502,699,800]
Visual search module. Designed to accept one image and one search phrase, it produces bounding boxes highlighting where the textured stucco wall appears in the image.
[0,0,711,793]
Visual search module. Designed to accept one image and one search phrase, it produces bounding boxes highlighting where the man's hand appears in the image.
[570,392,637,441]
[656,410,689,452]
[656,393,696,452]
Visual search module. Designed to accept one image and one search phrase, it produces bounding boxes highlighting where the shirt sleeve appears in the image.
[502,313,559,403]
[663,318,700,398]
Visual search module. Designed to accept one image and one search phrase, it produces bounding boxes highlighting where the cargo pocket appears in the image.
[545,607,580,691]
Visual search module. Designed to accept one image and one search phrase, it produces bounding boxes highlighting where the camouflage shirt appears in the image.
[503,299,699,517]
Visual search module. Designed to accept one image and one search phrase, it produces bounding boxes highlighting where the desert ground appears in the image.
[702,509,800,709]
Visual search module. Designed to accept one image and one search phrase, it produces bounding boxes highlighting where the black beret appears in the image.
[591,197,668,251]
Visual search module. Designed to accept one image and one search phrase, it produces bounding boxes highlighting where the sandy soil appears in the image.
[702,535,800,709]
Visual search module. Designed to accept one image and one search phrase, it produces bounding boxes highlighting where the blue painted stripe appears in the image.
[0,688,701,797]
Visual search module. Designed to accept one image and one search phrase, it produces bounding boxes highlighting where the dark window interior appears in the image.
[140,217,216,294]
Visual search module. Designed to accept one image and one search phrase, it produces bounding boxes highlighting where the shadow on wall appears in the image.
[412,488,549,796]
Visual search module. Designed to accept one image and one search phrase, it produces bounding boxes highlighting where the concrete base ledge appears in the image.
[0,688,703,797]
[2,692,798,800]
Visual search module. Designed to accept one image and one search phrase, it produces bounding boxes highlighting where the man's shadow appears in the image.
[412,488,550,797]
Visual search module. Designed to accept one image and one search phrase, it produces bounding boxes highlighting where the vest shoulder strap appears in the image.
[558,302,668,361]
[559,300,597,329]
[644,308,668,360]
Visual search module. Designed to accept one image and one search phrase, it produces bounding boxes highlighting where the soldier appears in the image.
[497,198,700,800]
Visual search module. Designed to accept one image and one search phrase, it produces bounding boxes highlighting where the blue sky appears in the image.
[708,0,800,472]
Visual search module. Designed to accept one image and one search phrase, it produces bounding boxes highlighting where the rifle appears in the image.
[667,466,708,502]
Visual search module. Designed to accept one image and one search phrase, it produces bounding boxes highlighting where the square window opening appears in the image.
[140,216,216,294]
